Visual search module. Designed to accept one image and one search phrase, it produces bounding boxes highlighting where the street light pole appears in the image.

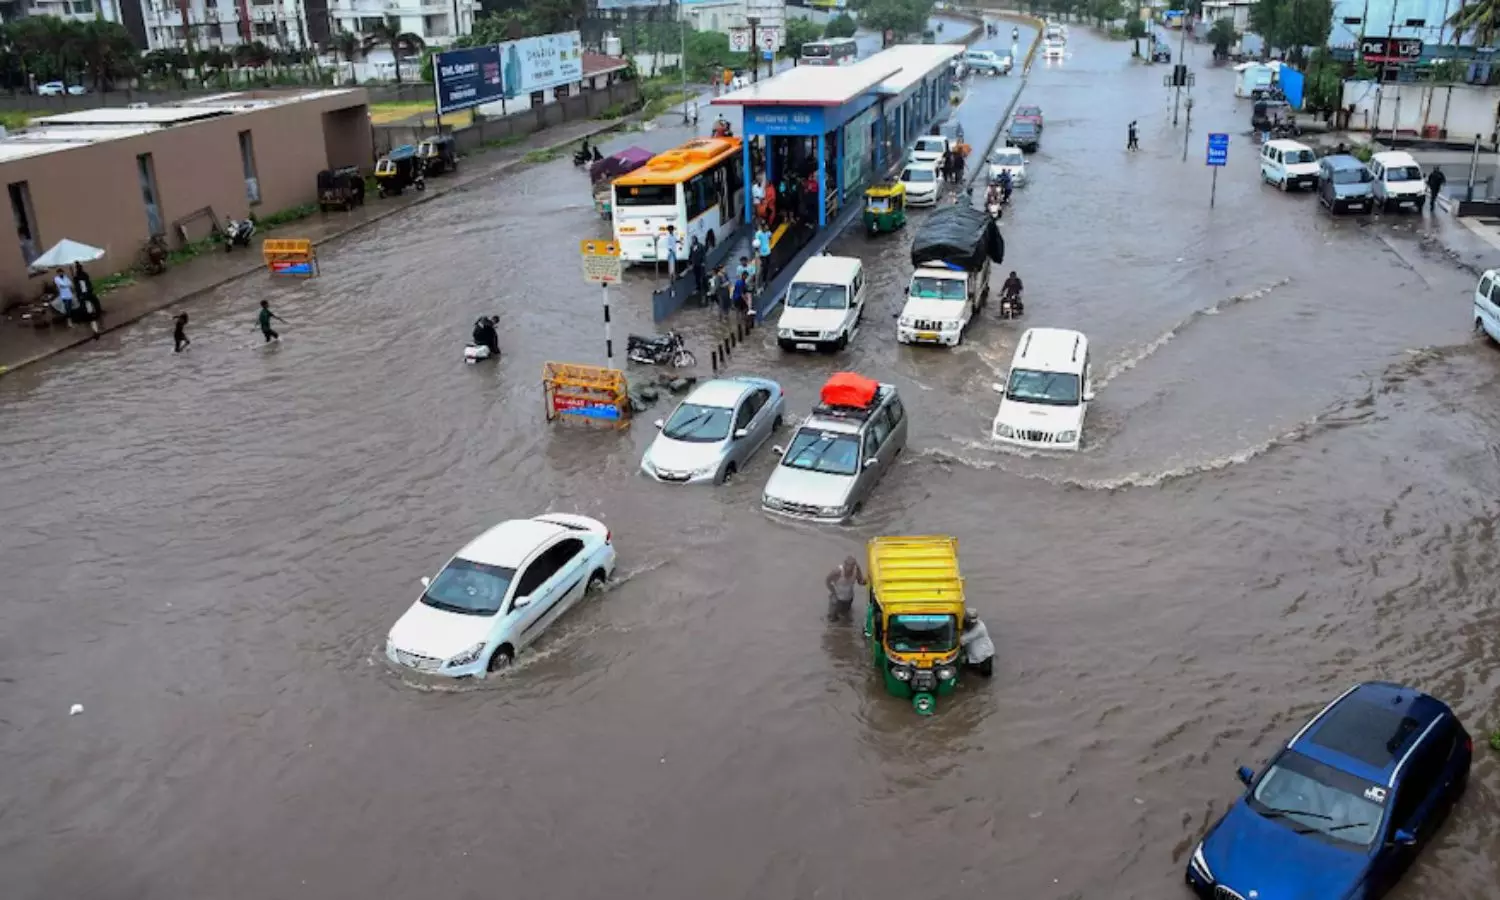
[748,16,760,83]
[680,8,690,126]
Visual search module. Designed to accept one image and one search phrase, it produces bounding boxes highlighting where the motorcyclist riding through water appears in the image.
[1001,271,1024,316]
[472,315,500,358]
[998,168,1013,202]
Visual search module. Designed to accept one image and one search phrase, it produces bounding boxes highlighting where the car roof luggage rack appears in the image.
[815,372,882,420]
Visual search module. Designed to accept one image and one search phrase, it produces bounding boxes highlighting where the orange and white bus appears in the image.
[611,137,745,265]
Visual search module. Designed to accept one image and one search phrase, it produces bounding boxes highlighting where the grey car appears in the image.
[641,376,785,485]
[1318,154,1375,215]
[761,383,908,523]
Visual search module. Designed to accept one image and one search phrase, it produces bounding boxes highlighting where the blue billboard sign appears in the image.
[743,107,825,136]
[434,45,504,115]
[1206,133,1229,167]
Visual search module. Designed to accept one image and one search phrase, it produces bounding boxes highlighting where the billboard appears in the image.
[500,31,585,98]
[434,45,504,115]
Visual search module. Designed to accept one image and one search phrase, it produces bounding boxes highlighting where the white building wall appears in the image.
[327,0,478,49]
[29,0,124,23]
[1343,80,1500,139]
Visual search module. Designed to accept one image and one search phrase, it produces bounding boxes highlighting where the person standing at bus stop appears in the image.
[754,220,773,290]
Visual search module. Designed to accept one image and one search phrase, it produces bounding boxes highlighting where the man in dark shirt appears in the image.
[1427,166,1447,212]
[1002,271,1024,316]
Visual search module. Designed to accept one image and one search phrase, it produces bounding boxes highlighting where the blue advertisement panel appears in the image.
[743,107,825,136]
[434,45,504,115]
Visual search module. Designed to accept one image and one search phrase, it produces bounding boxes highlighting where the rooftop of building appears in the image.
[712,43,963,108]
[583,52,630,76]
[0,88,365,165]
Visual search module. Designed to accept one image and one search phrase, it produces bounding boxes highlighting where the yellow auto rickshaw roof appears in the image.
[867,535,964,611]
[866,183,905,198]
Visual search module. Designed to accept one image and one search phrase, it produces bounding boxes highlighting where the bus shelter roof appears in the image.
[873,44,965,95]
[712,61,902,108]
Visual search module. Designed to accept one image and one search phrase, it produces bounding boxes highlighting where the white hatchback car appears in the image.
[901,162,940,206]
[988,146,1028,186]
[386,513,616,676]
[910,134,950,165]
[992,327,1093,451]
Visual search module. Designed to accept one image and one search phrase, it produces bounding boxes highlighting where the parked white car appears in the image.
[36,81,84,96]
[1474,268,1500,343]
[901,162,940,206]
[385,513,616,676]
[910,134,950,165]
[991,327,1093,451]
[641,377,785,484]
[777,254,866,352]
[1259,138,1319,191]
[987,146,1028,185]
[1368,150,1426,212]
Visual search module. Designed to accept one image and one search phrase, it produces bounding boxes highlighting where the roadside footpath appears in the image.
[0,92,711,377]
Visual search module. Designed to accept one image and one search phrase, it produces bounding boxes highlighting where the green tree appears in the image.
[1086,0,1125,26]
[0,16,136,90]
[1207,18,1238,57]
[785,17,823,57]
[1124,17,1147,56]
[1303,48,1345,113]
[854,0,935,42]
[1249,0,1332,58]
[365,15,426,84]
[824,13,858,38]
[1448,0,1500,47]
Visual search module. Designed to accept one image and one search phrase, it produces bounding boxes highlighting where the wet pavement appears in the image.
[3,21,1498,900]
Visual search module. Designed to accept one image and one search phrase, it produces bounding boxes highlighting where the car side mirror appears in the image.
[420,576,431,588]
[512,593,531,609]
[992,381,1006,393]
[773,444,785,455]
[733,428,748,439]
[1083,389,1095,402]
[1393,828,1417,846]
[863,458,877,469]
[653,419,664,429]
[1236,766,1254,787]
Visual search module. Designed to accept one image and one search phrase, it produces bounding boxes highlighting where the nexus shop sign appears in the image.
[500,31,585,98]
[434,45,504,115]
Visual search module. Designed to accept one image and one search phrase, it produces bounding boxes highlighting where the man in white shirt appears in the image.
[960,608,994,677]
[52,268,76,326]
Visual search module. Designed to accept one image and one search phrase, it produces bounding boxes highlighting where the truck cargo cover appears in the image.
[909,205,1005,271]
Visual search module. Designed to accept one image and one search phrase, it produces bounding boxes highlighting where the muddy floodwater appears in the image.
[2,23,1498,900]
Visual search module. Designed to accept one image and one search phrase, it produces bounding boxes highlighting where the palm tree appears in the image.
[329,29,359,84]
[1448,0,1500,48]
[364,15,425,84]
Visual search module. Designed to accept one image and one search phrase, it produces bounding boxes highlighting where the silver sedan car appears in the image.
[641,376,785,484]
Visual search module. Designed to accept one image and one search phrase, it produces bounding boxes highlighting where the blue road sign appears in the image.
[1207,132,1229,167]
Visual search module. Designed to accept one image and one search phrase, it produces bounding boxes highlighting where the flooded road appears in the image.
[3,22,1498,900]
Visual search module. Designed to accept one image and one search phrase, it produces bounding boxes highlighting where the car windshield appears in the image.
[1286,149,1317,164]
[421,558,516,616]
[1007,368,1081,406]
[911,276,966,300]
[916,138,945,153]
[1018,106,1040,116]
[1385,165,1421,182]
[887,614,958,653]
[1010,123,1037,136]
[903,168,936,183]
[788,281,849,310]
[781,428,860,476]
[991,150,1024,166]
[662,401,733,442]
[1332,168,1373,185]
[1249,750,1386,848]
[615,183,678,207]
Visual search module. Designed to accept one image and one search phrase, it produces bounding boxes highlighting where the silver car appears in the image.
[641,377,785,485]
[761,383,908,523]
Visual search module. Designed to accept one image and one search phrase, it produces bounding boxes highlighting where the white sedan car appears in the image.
[901,162,941,206]
[987,146,1028,186]
[386,513,616,676]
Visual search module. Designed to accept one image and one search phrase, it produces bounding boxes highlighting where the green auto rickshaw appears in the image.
[863,182,907,235]
[865,535,966,715]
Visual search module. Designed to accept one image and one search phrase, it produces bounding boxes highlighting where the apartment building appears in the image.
[140,0,331,51]
[1,0,149,48]
[328,0,480,48]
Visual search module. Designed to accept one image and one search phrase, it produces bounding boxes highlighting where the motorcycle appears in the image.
[223,217,255,251]
[627,331,696,368]
[464,344,495,364]
[987,201,1003,222]
[998,291,1024,320]
[573,143,601,167]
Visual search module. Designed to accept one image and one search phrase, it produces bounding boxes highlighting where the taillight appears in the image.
[1465,737,1473,754]
[605,529,612,543]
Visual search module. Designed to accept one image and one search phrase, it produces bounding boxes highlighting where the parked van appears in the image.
[776,255,866,352]
[1259,139,1319,191]
[1474,269,1500,343]
[1368,151,1426,212]
[1317,154,1375,214]
[991,328,1093,451]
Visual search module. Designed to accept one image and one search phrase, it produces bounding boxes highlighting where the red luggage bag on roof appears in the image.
[820,372,878,409]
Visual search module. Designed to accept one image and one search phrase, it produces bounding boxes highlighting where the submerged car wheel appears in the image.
[487,644,514,673]
[587,569,608,592]
[721,462,737,484]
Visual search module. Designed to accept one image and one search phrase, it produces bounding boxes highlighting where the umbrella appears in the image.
[29,239,105,272]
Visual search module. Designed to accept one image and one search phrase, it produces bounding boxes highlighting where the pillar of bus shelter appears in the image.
[817,131,828,227]
[875,105,886,173]
[742,136,754,224]
[836,122,846,204]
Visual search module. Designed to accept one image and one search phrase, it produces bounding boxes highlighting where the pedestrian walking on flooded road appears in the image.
[689,236,707,301]
[73,262,101,339]
[1427,166,1446,212]
[664,225,679,280]
[714,264,733,319]
[173,313,190,352]
[1127,121,1139,151]
[826,556,867,622]
[257,300,284,343]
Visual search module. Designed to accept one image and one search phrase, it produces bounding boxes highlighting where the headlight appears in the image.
[898,317,915,328]
[385,638,396,656]
[995,423,1016,438]
[819,505,846,517]
[691,463,718,477]
[941,320,961,332]
[447,642,486,667]
[819,330,838,341]
[1189,843,1211,880]
[1057,430,1078,443]
[777,328,793,339]
[936,665,957,681]
[891,665,914,682]
[764,495,785,510]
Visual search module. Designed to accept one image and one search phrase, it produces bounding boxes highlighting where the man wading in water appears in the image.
[825,556,867,622]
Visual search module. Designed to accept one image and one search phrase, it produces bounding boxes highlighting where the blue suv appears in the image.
[1186,681,1471,900]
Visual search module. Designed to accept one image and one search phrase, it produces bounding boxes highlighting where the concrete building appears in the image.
[0,88,371,300]
[329,0,479,48]
[141,0,330,52]
[1329,0,1472,50]
[0,0,147,49]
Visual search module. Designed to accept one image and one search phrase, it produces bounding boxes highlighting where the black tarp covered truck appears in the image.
[898,206,1005,347]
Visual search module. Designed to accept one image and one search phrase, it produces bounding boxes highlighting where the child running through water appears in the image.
[257,300,284,343]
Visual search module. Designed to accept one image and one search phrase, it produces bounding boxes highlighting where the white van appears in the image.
[1474,269,1500,343]
[1368,151,1426,212]
[1259,139,1319,191]
[776,255,866,352]
[991,327,1093,451]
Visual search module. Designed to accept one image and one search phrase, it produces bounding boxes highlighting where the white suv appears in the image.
[777,255,865,352]
[991,327,1093,451]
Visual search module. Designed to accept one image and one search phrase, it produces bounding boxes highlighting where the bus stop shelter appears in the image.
[712,43,960,230]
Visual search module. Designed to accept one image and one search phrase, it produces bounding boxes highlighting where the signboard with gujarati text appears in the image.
[580,240,621,285]
[744,107,824,136]
[434,45,504,115]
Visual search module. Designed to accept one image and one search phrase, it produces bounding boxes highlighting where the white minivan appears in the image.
[991,327,1093,451]
[1474,269,1500,343]
[1369,151,1426,212]
[1259,139,1320,191]
[777,255,866,352]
